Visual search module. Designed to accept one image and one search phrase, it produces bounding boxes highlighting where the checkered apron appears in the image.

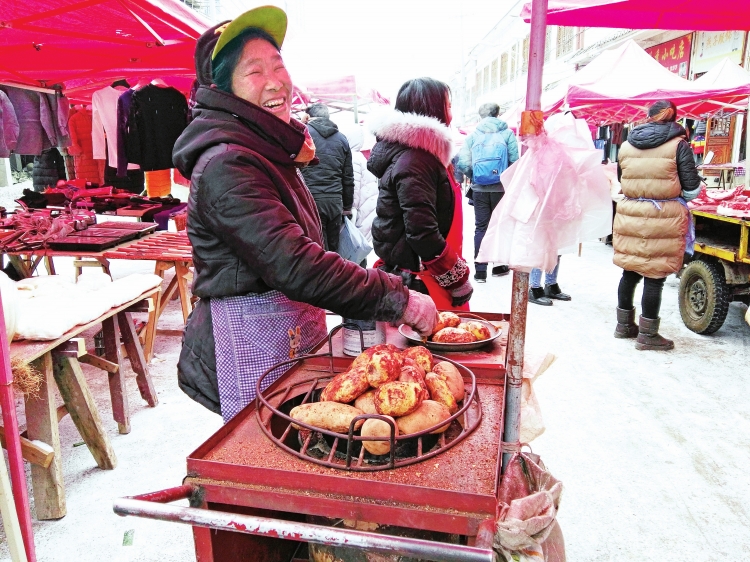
[211,291,327,423]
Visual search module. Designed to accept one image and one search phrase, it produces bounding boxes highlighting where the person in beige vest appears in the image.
[614,101,702,350]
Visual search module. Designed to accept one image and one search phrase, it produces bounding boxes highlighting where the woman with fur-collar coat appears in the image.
[368,78,472,310]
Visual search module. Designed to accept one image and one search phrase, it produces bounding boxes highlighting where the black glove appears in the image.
[450,278,473,307]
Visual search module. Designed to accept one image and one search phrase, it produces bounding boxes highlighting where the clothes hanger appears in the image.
[111,79,130,89]
[151,78,169,88]
[133,78,151,90]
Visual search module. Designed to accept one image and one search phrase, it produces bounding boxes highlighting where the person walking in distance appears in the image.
[300,103,355,254]
[457,102,518,282]
[613,100,702,350]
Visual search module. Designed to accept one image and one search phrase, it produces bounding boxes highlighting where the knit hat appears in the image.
[195,20,231,86]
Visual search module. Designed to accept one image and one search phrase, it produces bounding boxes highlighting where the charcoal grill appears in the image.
[114,312,509,561]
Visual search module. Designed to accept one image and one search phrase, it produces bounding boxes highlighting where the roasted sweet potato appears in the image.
[320,366,370,403]
[290,402,364,433]
[366,349,402,388]
[432,327,476,343]
[396,400,452,435]
[425,372,458,414]
[398,365,430,401]
[439,311,461,328]
[464,321,492,341]
[401,346,434,374]
[374,381,423,417]
[354,389,377,414]
[361,416,398,455]
[350,344,402,371]
[432,361,465,402]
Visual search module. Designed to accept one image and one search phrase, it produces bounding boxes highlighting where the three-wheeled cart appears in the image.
[679,210,750,333]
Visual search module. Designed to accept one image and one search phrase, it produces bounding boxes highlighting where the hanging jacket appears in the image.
[457,116,519,192]
[45,93,71,148]
[32,148,66,192]
[614,121,702,278]
[172,86,409,413]
[67,107,101,184]
[128,85,188,171]
[347,125,378,243]
[368,109,456,273]
[1,87,55,155]
[0,90,19,158]
[300,118,355,209]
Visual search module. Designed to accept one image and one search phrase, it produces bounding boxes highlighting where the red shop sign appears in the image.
[646,34,692,78]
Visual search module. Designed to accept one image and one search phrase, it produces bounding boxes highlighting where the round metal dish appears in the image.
[399,316,502,352]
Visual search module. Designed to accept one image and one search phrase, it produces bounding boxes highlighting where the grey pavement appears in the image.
[0,197,746,561]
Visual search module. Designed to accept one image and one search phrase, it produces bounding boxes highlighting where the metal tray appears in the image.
[399,315,502,352]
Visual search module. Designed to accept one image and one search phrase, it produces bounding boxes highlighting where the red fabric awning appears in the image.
[521,0,750,31]
[0,0,210,100]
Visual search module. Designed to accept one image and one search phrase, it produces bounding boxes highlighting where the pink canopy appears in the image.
[521,0,750,31]
[0,0,210,101]
[499,82,568,129]
[679,58,750,116]
[292,76,389,116]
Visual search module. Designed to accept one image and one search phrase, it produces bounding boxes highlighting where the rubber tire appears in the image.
[679,259,730,334]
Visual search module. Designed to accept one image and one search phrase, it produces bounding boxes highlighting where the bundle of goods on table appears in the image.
[291,312,492,455]
[689,185,750,218]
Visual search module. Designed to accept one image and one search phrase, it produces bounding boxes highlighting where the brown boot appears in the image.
[614,307,638,339]
[635,316,674,351]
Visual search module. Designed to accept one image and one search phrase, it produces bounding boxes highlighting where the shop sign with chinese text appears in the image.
[691,31,747,77]
[646,34,692,78]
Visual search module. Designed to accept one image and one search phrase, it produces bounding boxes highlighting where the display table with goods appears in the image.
[7,281,161,520]
[113,314,513,561]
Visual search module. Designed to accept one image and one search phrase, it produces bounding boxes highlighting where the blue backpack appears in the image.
[471,130,509,185]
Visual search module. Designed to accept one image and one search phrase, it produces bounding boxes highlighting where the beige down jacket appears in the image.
[614,135,689,278]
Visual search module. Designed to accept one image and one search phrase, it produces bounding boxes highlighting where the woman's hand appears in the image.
[398,290,439,338]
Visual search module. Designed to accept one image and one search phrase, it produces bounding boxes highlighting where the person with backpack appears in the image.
[458,102,518,282]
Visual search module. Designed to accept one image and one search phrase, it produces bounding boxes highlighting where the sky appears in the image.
[218,0,524,100]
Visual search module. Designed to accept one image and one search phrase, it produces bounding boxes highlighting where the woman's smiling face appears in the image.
[231,38,292,123]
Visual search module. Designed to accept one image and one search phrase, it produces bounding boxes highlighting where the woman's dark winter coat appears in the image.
[32,148,66,192]
[368,110,455,273]
[172,86,408,414]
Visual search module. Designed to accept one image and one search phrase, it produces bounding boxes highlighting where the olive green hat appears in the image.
[211,5,287,60]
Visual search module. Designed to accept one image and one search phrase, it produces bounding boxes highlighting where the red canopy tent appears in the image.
[521,0,750,31]
[0,0,210,100]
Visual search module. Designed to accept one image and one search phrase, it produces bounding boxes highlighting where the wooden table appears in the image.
[104,231,193,361]
[9,287,159,520]
[697,163,739,189]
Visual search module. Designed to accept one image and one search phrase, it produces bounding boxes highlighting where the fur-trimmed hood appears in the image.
[367,109,454,171]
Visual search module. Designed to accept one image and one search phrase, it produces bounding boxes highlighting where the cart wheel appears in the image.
[679,259,730,334]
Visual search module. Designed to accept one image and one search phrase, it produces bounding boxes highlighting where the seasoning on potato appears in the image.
[290,402,365,433]
[374,381,424,417]
[361,416,398,455]
[401,346,434,374]
[464,321,492,341]
[366,349,403,387]
[431,361,465,402]
[320,366,370,403]
[425,372,458,414]
[396,400,452,435]
[398,364,430,401]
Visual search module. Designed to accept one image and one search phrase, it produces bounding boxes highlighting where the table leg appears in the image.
[52,355,117,470]
[102,316,130,435]
[117,312,158,407]
[7,256,31,279]
[175,261,192,323]
[24,353,66,520]
[44,256,55,275]
[143,296,158,363]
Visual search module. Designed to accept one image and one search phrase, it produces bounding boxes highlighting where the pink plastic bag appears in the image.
[477,113,612,272]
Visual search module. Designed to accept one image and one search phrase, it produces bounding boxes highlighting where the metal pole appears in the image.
[113,498,495,562]
[501,0,548,474]
[353,94,359,124]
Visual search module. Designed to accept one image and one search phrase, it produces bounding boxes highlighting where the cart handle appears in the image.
[113,494,496,562]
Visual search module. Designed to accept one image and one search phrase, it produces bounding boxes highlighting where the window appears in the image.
[522,35,530,72]
[576,27,585,50]
[500,53,509,86]
[491,59,499,90]
[476,71,483,95]
[483,66,490,94]
[557,26,575,58]
[544,28,553,62]
[510,44,517,80]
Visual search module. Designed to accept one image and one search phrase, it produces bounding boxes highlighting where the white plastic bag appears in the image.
[339,216,372,264]
[0,272,18,341]
[520,352,556,443]
[477,113,612,272]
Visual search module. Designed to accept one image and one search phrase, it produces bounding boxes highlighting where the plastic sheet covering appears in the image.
[495,452,565,562]
[477,113,612,272]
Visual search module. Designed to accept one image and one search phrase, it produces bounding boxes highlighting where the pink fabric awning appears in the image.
[0,0,210,101]
[521,0,750,31]
[292,76,389,115]
[680,58,750,116]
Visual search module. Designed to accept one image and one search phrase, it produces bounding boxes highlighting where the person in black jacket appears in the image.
[300,103,354,253]
[368,78,473,310]
[172,8,438,420]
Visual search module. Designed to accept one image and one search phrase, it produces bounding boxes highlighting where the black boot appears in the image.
[614,307,638,339]
[635,316,674,351]
[528,287,553,306]
[544,283,571,301]
[474,270,487,283]
[492,265,510,277]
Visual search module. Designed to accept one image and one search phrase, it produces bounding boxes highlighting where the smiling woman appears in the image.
[171,6,439,423]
